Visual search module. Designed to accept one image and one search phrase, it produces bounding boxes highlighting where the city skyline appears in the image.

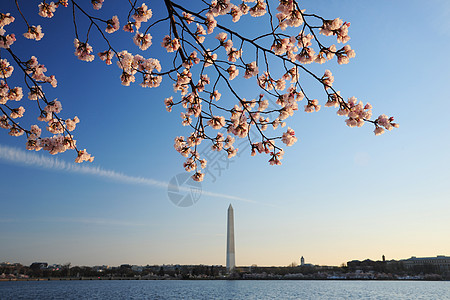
[1,0,449,268]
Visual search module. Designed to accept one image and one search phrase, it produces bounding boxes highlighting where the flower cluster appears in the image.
[133,32,152,50]
[0,0,399,180]
[115,50,162,88]
[92,0,104,10]
[25,56,58,87]
[320,18,351,43]
[374,114,399,135]
[161,35,180,53]
[276,0,304,30]
[0,80,23,105]
[335,96,372,128]
[0,59,14,78]
[74,39,95,62]
[0,17,16,48]
[105,16,120,34]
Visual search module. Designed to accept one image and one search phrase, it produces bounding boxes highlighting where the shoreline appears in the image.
[1,278,447,282]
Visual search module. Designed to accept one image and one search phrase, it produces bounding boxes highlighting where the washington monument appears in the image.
[226,204,235,272]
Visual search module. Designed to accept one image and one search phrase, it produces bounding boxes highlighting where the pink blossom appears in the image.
[65,116,80,131]
[0,115,11,129]
[325,92,341,108]
[44,100,62,114]
[209,0,232,17]
[187,133,202,147]
[226,146,238,158]
[26,138,42,151]
[227,48,242,62]
[46,119,64,134]
[105,16,120,33]
[7,87,23,102]
[207,116,226,129]
[74,39,95,62]
[195,24,206,43]
[30,124,42,138]
[140,73,162,88]
[192,171,204,182]
[10,106,25,119]
[183,12,195,24]
[321,69,334,87]
[239,3,250,15]
[120,71,135,86]
[183,158,197,172]
[182,51,200,68]
[133,32,152,50]
[269,149,284,165]
[0,13,15,27]
[210,90,221,101]
[203,50,217,67]
[45,75,57,87]
[180,113,192,126]
[304,99,320,113]
[91,0,104,10]
[281,127,297,146]
[123,22,140,33]
[98,50,113,65]
[205,14,217,34]
[38,2,57,18]
[216,32,227,42]
[75,149,94,163]
[376,114,399,131]
[244,61,258,79]
[0,59,14,78]
[132,3,152,23]
[161,35,180,53]
[28,86,43,100]
[374,127,384,136]
[164,96,174,112]
[224,135,235,148]
[296,47,316,64]
[230,5,243,22]
[8,126,24,137]
[200,159,207,169]
[249,0,267,17]
[0,33,16,48]
[277,7,304,30]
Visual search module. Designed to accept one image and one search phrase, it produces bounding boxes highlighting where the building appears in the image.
[300,256,305,266]
[226,204,235,272]
[401,256,450,272]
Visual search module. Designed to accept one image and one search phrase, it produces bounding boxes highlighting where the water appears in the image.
[0,280,449,299]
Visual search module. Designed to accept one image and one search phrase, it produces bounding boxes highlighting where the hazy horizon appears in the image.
[1,0,449,268]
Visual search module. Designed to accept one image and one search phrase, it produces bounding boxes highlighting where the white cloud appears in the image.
[0,144,254,204]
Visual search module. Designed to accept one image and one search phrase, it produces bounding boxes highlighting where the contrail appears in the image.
[0,144,255,203]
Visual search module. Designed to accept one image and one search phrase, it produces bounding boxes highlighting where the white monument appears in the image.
[226,204,236,272]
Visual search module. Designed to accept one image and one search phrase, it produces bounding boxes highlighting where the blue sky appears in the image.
[0,0,449,267]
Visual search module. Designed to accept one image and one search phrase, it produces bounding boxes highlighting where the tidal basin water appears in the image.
[1,280,449,299]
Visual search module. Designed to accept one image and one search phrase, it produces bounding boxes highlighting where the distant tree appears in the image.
[288,261,298,267]
[0,0,398,180]
[61,262,71,277]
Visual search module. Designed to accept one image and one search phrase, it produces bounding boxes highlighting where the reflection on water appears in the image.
[0,280,449,299]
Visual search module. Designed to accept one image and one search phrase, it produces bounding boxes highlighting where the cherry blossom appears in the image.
[0,0,398,177]
[105,16,120,34]
[92,0,104,10]
[74,39,95,62]
[38,2,57,18]
[133,32,152,50]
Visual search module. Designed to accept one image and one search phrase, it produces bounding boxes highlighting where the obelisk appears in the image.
[226,204,235,272]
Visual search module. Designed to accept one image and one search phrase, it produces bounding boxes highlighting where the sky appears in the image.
[0,0,449,267]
